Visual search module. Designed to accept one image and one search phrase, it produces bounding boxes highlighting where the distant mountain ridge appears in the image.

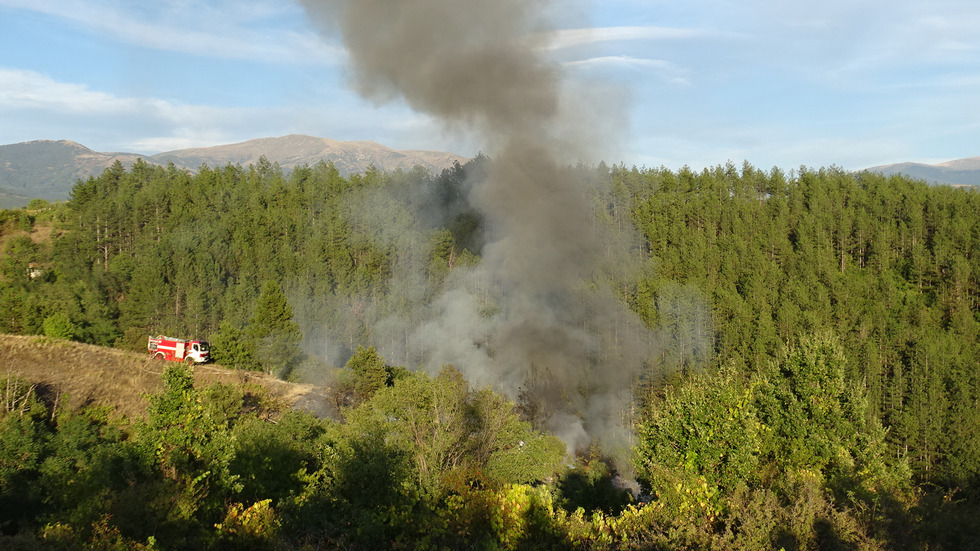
[0,135,468,205]
[148,134,467,177]
[0,140,145,205]
[4,138,974,209]
[864,157,980,187]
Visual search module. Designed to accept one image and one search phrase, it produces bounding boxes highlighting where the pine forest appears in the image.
[1,156,978,549]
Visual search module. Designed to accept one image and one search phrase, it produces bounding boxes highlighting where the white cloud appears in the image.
[0,0,342,64]
[0,67,240,125]
[0,67,250,151]
[546,25,711,50]
[0,66,461,155]
[564,56,692,85]
[0,68,128,113]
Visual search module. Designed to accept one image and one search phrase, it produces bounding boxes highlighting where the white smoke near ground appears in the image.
[298,0,659,461]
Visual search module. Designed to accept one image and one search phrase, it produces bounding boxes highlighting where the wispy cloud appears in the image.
[0,67,238,125]
[0,0,340,64]
[546,25,717,50]
[565,56,692,85]
[0,67,248,150]
[0,67,130,113]
[0,66,454,154]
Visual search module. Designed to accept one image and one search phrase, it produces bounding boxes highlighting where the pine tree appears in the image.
[248,281,303,377]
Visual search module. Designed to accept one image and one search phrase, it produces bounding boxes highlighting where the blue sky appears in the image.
[1,0,978,171]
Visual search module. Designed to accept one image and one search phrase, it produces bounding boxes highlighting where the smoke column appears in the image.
[299,0,654,457]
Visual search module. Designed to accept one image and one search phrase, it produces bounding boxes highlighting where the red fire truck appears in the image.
[148,335,210,364]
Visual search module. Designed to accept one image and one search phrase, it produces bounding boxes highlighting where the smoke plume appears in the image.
[300,0,654,458]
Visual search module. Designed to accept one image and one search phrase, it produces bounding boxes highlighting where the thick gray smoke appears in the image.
[299,0,655,458]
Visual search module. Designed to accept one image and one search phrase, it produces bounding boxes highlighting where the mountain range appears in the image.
[1,135,976,209]
[0,135,468,207]
[863,157,980,188]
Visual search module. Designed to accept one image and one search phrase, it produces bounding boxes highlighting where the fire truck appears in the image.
[148,335,210,364]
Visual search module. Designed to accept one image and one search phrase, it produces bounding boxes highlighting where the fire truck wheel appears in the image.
[154,352,165,361]
[185,356,195,365]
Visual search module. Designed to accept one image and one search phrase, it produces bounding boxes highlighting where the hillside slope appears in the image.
[0,334,334,420]
[0,140,146,201]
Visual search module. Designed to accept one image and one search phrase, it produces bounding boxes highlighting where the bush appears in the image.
[42,312,76,340]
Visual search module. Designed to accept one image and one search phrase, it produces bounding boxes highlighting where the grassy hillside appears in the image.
[0,334,333,420]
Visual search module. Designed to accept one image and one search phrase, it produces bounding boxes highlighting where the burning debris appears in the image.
[299,0,656,461]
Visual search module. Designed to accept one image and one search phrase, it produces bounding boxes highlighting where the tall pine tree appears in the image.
[248,281,302,377]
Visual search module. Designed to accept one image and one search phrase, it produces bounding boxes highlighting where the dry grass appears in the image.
[0,333,332,421]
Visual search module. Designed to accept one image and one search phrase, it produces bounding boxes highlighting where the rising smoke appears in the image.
[299,0,656,459]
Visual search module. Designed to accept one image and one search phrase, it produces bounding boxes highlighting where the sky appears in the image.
[1,0,978,172]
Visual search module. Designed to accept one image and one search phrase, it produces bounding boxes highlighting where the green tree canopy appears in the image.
[248,281,302,376]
